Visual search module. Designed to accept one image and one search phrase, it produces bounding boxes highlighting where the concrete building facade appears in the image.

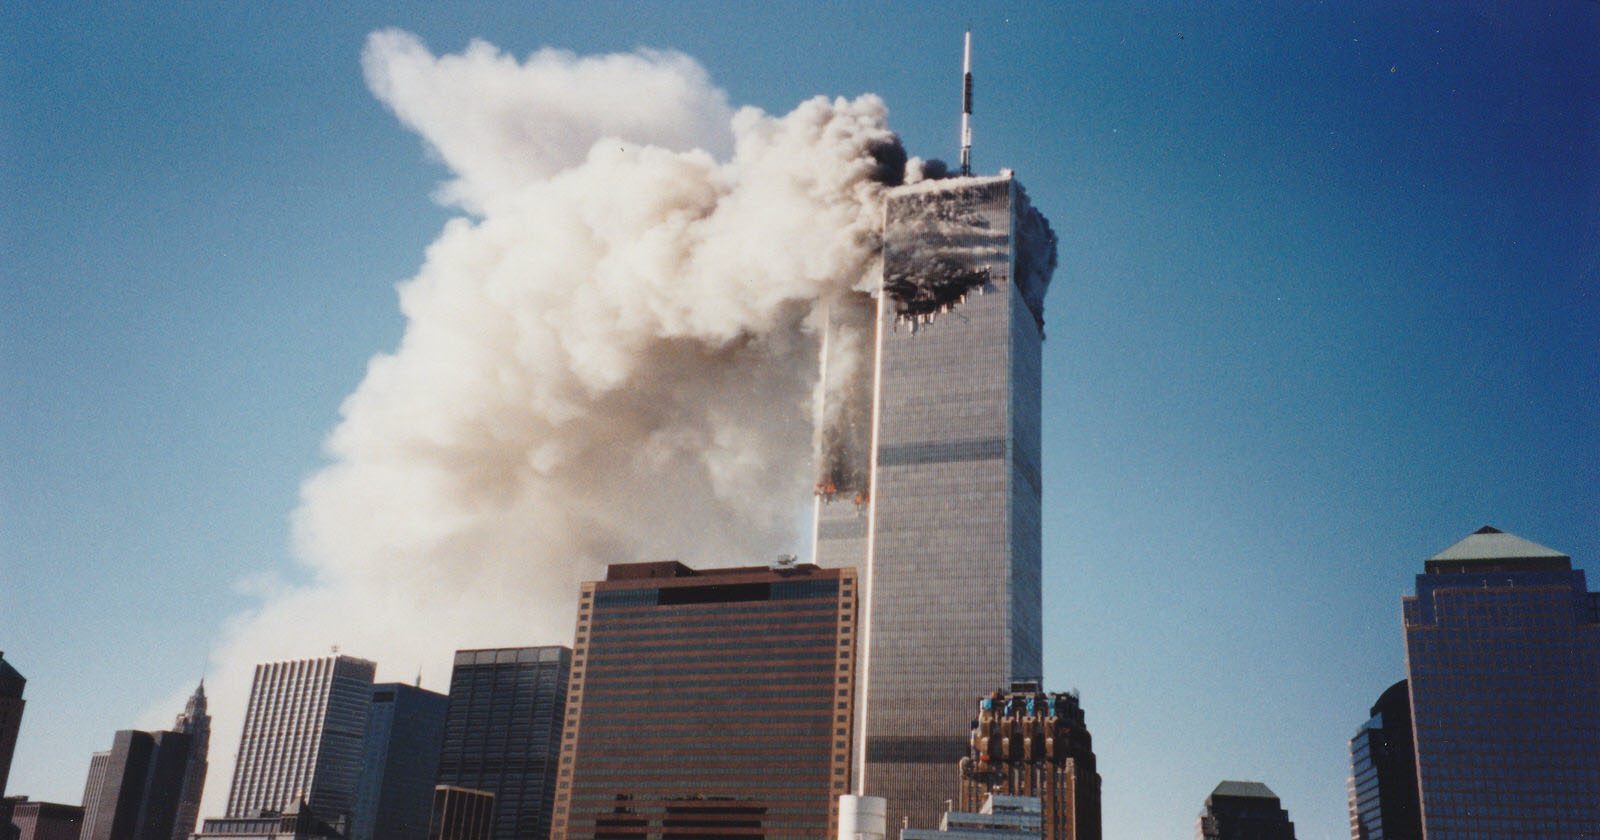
[224,656,376,824]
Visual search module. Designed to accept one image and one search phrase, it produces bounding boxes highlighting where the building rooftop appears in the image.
[0,651,24,697]
[1424,526,1571,574]
[1209,781,1278,800]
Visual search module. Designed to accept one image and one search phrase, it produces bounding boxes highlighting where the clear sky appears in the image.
[3,3,1596,839]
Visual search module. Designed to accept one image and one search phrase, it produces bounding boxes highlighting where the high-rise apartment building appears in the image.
[225,656,376,824]
[1403,526,1600,836]
[1346,680,1419,840]
[351,682,449,840]
[812,172,1056,831]
[169,682,209,840]
[961,687,1099,840]
[80,751,111,840]
[435,647,569,840]
[0,653,25,797]
[550,561,857,840]
[84,729,192,840]
[1195,782,1297,840]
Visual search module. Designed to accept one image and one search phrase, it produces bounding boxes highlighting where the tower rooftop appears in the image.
[1209,781,1278,800]
[1425,526,1570,574]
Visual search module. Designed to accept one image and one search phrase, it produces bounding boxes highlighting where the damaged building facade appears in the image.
[813,172,1058,832]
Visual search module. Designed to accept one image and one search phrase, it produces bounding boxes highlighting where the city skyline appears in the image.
[3,5,1597,840]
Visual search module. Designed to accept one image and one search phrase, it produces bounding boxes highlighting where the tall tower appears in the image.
[168,682,209,840]
[0,652,25,797]
[435,647,569,840]
[1403,526,1600,835]
[814,171,1056,831]
[350,682,448,840]
[1345,680,1419,840]
[225,655,376,823]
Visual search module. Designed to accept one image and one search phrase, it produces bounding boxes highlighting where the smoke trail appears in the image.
[188,30,906,815]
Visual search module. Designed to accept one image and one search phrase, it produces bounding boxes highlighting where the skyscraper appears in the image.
[961,686,1099,840]
[550,561,857,840]
[169,682,209,840]
[225,655,377,824]
[435,647,569,840]
[350,682,449,840]
[80,751,111,840]
[429,787,495,840]
[0,653,25,798]
[813,172,1056,831]
[84,729,192,840]
[1403,526,1600,836]
[1195,782,1297,840]
[1345,680,1419,840]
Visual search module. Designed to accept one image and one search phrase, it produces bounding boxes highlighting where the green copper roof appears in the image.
[1428,526,1569,563]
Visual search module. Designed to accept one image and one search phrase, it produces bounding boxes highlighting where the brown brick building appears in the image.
[551,561,856,840]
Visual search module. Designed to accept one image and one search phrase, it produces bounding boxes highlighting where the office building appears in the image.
[961,687,1099,840]
[79,752,110,840]
[0,653,24,797]
[435,647,569,840]
[1195,782,1296,840]
[85,729,192,840]
[1345,680,1419,840]
[350,683,449,840]
[550,561,857,840]
[903,795,1043,840]
[225,655,376,824]
[1403,526,1600,836]
[8,801,83,840]
[428,787,494,840]
[169,683,209,840]
[812,171,1056,830]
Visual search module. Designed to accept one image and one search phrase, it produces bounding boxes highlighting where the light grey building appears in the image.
[78,751,110,840]
[814,172,1056,832]
[224,656,376,825]
[902,794,1044,840]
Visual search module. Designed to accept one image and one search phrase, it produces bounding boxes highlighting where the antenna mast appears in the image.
[960,31,973,176]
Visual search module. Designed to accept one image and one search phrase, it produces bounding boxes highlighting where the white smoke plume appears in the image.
[186,30,906,816]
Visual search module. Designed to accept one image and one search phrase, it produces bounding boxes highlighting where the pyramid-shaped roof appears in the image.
[1429,526,1569,563]
[1210,781,1277,800]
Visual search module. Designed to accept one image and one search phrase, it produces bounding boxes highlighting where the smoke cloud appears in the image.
[185,30,905,816]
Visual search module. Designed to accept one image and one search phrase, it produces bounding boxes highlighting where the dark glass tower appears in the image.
[435,647,569,840]
[1403,526,1600,836]
[550,561,858,840]
[1195,782,1297,840]
[812,173,1056,832]
[1346,680,1419,840]
[351,683,449,840]
[0,653,24,798]
[84,729,193,840]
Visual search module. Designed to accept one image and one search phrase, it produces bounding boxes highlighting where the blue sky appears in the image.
[3,3,1596,838]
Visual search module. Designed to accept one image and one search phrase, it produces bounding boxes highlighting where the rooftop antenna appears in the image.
[960,30,973,176]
